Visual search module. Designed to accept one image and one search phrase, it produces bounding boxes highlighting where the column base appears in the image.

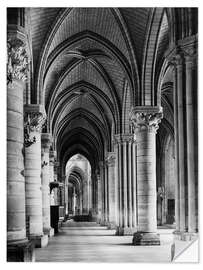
[43,227,55,237]
[116,226,137,235]
[100,220,108,226]
[132,232,160,246]
[107,222,117,229]
[7,239,35,262]
[173,230,198,241]
[96,218,102,224]
[30,234,48,248]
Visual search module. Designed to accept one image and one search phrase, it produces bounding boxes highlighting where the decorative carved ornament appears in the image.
[105,152,116,167]
[41,161,48,168]
[24,108,46,147]
[49,150,56,165]
[41,133,52,149]
[24,110,46,132]
[165,38,197,68]
[130,107,163,133]
[7,39,29,85]
[114,134,134,145]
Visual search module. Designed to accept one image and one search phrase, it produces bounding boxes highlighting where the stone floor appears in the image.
[35,220,174,262]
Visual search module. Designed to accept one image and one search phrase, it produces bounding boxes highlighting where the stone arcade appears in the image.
[7,7,198,262]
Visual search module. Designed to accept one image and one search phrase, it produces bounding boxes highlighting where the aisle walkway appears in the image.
[35,221,174,262]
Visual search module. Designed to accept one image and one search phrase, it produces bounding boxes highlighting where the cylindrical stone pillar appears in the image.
[41,133,54,237]
[176,55,186,233]
[104,163,109,224]
[185,54,197,233]
[123,141,128,228]
[24,104,48,247]
[83,179,88,214]
[128,139,133,228]
[79,190,83,215]
[7,78,27,243]
[49,150,55,206]
[99,161,105,225]
[7,17,35,262]
[173,64,180,233]
[132,139,137,228]
[106,152,117,229]
[97,173,102,222]
[130,106,163,245]
[7,34,29,245]
[65,178,69,215]
[72,187,76,216]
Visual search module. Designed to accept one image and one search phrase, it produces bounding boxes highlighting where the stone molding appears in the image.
[114,134,134,145]
[130,106,163,133]
[7,39,29,85]
[105,152,116,167]
[165,35,197,68]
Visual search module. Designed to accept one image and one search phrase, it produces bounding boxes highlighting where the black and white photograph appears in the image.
[3,1,200,264]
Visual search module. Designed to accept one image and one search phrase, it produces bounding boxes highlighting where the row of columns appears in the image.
[7,31,36,261]
[7,28,198,263]
[97,107,163,245]
[167,36,198,239]
[7,42,60,258]
[113,135,137,235]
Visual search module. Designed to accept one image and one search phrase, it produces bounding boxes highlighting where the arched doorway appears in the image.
[65,154,92,218]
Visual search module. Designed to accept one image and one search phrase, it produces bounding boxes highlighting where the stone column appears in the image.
[96,173,102,222]
[88,177,92,213]
[71,187,74,214]
[91,172,97,218]
[65,177,69,216]
[176,55,186,233]
[114,134,137,235]
[82,180,87,214]
[131,137,137,228]
[54,162,59,205]
[130,106,163,245]
[79,190,83,215]
[106,152,117,229]
[49,150,55,205]
[104,161,109,224]
[7,36,35,261]
[185,53,197,233]
[99,161,105,225]
[24,104,48,248]
[170,58,181,234]
[41,133,54,237]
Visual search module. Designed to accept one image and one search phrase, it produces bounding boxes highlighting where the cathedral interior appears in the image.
[7,7,198,262]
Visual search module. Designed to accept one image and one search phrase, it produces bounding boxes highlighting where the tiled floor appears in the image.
[35,221,174,262]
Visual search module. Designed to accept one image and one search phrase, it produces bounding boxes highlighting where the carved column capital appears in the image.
[24,105,46,147]
[105,152,116,167]
[165,37,197,69]
[7,38,29,85]
[49,150,56,165]
[41,133,52,150]
[24,104,46,132]
[114,134,134,145]
[130,106,163,133]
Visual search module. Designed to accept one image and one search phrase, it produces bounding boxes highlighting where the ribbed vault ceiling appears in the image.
[29,7,172,171]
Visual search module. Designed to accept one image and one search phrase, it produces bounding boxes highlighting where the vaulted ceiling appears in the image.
[26,7,178,172]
